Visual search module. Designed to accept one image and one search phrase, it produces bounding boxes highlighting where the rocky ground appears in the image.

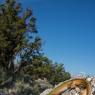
[0,75,95,95]
[40,75,95,95]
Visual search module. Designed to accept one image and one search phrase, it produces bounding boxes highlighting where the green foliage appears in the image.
[49,63,71,85]
[23,56,71,85]
[0,0,71,94]
[0,0,41,75]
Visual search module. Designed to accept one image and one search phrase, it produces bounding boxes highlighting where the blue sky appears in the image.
[1,0,95,75]
[20,0,95,75]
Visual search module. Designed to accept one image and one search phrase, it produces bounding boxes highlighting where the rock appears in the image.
[40,88,52,95]
[35,78,53,90]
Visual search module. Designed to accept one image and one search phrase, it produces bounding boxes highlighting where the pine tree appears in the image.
[0,0,42,80]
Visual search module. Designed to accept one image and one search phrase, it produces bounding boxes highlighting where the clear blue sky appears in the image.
[1,0,95,75]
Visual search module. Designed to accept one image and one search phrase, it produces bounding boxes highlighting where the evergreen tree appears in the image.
[0,0,42,80]
[23,56,71,85]
[0,0,71,90]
